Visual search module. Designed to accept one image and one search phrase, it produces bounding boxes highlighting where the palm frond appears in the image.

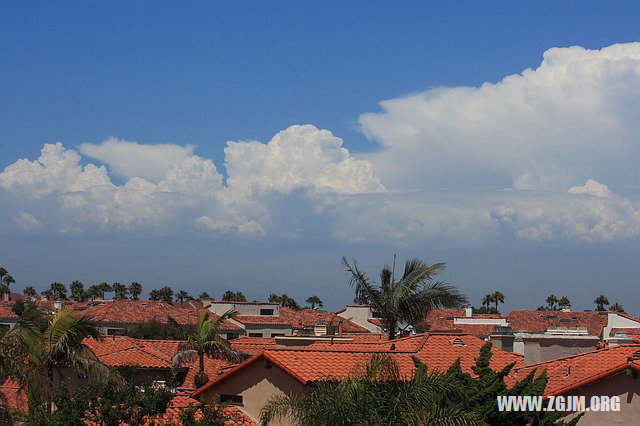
[172,349,199,368]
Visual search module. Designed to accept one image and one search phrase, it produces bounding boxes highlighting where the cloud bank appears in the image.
[3,43,640,244]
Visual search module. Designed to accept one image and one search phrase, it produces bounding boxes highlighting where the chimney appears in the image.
[464,307,472,317]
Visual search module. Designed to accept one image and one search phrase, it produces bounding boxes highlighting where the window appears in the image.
[226,333,239,340]
[271,333,285,337]
[260,309,274,316]
[220,394,243,405]
[249,333,263,337]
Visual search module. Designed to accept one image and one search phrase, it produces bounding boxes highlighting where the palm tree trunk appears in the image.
[388,320,396,340]
[199,350,205,378]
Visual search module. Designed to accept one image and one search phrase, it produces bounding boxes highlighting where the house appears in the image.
[191,333,523,425]
[335,304,385,333]
[77,300,244,339]
[278,306,371,336]
[507,344,640,425]
[422,308,640,364]
[0,302,19,331]
[207,301,293,338]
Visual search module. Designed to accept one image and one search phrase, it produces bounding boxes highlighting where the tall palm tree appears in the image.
[112,282,128,300]
[14,308,112,412]
[260,354,478,426]
[0,268,7,287]
[481,294,493,309]
[610,302,625,313]
[305,295,323,310]
[23,286,37,298]
[172,310,247,388]
[594,295,610,311]
[558,296,571,310]
[128,282,143,300]
[491,291,504,311]
[546,294,558,311]
[342,257,468,340]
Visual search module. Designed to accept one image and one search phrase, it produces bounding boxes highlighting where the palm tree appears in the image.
[306,295,323,310]
[260,354,478,425]
[49,282,67,300]
[128,282,143,300]
[98,282,112,299]
[198,291,211,301]
[558,296,571,310]
[482,294,493,309]
[546,294,559,311]
[343,257,468,340]
[0,268,7,287]
[70,280,86,301]
[610,302,625,313]
[491,291,504,312]
[112,282,128,300]
[172,310,247,388]
[23,286,37,298]
[594,295,610,311]
[15,308,111,413]
[175,290,192,303]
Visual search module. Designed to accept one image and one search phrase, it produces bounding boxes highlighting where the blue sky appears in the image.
[2,2,640,312]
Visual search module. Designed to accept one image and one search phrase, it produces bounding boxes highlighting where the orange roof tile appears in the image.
[230,336,278,355]
[84,336,182,369]
[0,378,27,413]
[506,310,608,336]
[278,307,371,333]
[0,302,19,320]
[180,356,237,390]
[77,300,242,331]
[233,315,291,326]
[507,344,640,396]
[193,333,523,397]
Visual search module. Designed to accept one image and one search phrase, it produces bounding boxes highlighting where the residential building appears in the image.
[207,301,293,338]
[335,304,385,333]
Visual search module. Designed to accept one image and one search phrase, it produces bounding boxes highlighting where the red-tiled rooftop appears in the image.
[233,315,291,326]
[278,307,371,333]
[193,333,523,397]
[506,310,608,336]
[0,302,19,320]
[84,336,181,369]
[0,378,27,413]
[208,300,279,305]
[508,344,640,396]
[76,300,242,331]
[230,336,278,354]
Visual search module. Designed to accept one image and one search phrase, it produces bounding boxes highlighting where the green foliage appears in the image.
[268,293,301,310]
[305,295,323,309]
[176,290,194,302]
[49,282,67,300]
[594,294,609,311]
[343,256,467,339]
[129,282,143,300]
[23,285,37,297]
[126,317,188,340]
[472,306,500,314]
[150,286,174,302]
[179,398,231,426]
[112,282,129,300]
[222,290,247,302]
[198,291,211,301]
[70,280,87,301]
[610,302,625,313]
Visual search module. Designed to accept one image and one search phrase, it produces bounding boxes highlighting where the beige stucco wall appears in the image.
[561,371,640,425]
[200,358,305,426]
[522,337,599,364]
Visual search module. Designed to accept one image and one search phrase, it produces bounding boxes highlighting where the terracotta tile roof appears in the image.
[278,307,371,333]
[0,378,27,413]
[233,315,291,326]
[507,344,640,396]
[209,301,279,305]
[368,318,384,327]
[77,300,242,331]
[84,336,182,369]
[230,336,278,354]
[610,328,640,342]
[180,356,236,390]
[0,302,19,320]
[193,333,523,397]
[506,310,607,336]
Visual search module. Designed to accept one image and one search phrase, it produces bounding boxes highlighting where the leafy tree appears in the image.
[261,353,478,425]
[0,284,10,298]
[41,289,53,300]
[268,293,301,310]
[482,294,493,309]
[198,291,212,301]
[610,302,625,313]
[305,295,323,309]
[49,281,68,300]
[127,317,187,340]
[343,257,467,340]
[112,282,129,300]
[558,296,571,310]
[268,293,281,303]
[176,290,193,303]
[179,398,232,426]
[129,282,143,300]
[87,285,101,301]
[2,274,15,289]
[98,282,113,299]
[150,286,174,302]
[492,291,504,312]
[472,306,499,314]
[222,290,247,302]
[23,285,37,298]
[70,280,87,301]
[594,294,610,311]
[172,310,246,388]
[0,267,7,285]
[546,294,559,311]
